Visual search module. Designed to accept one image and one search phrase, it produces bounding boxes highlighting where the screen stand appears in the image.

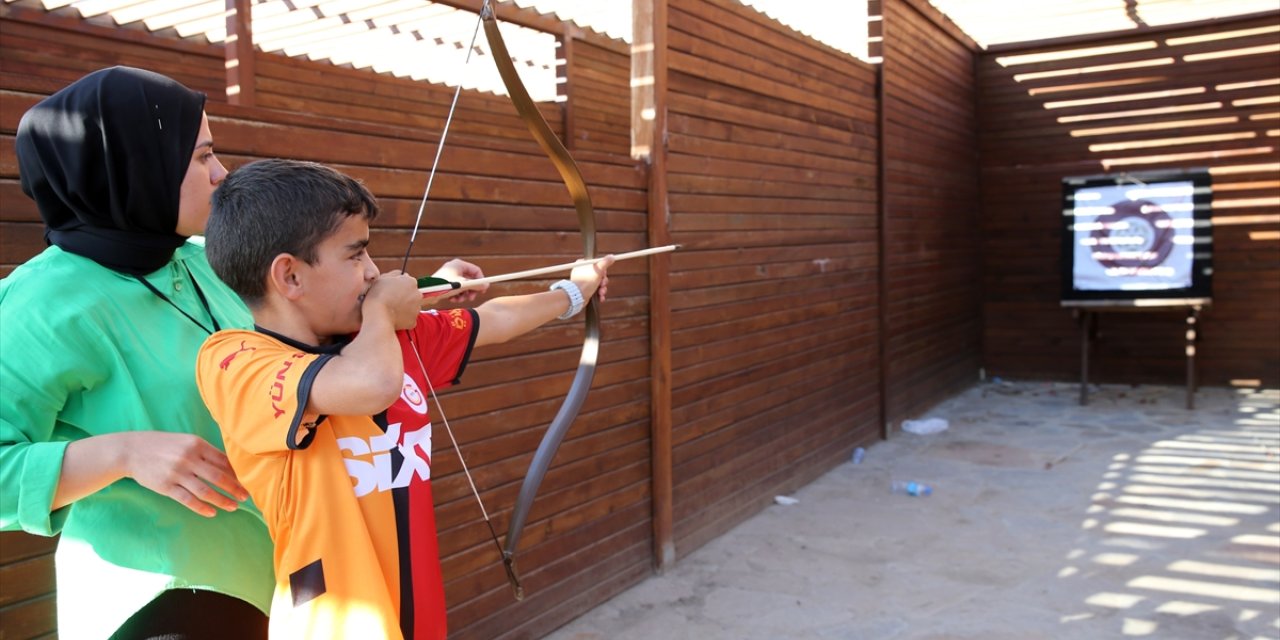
[1075,303,1204,410]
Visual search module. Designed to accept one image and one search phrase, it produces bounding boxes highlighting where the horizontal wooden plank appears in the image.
[0,532,56,565]
[0,592,56,640]
[0,553,55,607]
[670,70,873,133]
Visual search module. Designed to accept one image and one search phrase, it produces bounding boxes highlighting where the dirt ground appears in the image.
[544,381,1280,640]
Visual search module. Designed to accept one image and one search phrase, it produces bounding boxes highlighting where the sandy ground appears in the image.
[544,381,1280,640]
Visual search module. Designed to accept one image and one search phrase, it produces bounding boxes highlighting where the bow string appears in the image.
[402,0,599,601]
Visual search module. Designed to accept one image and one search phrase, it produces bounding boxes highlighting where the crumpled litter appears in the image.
[773,495,799,506]
[902,418,949,435]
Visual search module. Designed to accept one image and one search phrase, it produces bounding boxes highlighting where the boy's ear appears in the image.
[268,253,305,301]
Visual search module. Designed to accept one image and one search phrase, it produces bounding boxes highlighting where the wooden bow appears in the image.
[402,0,612,601]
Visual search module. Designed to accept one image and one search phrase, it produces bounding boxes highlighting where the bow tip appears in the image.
[504,555,525,601]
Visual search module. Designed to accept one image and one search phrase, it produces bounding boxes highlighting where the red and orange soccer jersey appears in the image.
[196,308,478,640]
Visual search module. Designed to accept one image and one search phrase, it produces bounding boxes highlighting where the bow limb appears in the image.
[481,3,599,601]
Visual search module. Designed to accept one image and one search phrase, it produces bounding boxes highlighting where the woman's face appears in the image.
[175,113,227,237]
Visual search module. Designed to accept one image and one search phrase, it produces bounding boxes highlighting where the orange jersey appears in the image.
[196,308,478,640]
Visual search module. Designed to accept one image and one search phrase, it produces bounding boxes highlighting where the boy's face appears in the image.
[300,213,379,341]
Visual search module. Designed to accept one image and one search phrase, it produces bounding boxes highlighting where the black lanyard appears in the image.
[134,262,221,335]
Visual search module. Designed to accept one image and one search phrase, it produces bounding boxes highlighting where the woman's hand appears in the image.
[55,431,250,518]
[121,432,249,517]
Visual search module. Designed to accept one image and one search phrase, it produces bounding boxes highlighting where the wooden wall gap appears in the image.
[224,0,255,106]
[876,61,890,439]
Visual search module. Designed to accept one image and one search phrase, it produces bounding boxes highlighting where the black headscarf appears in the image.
[16,66,206,275]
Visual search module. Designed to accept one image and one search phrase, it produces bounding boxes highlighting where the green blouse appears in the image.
[0,240,274,639]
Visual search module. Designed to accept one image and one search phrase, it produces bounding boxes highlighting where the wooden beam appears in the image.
[428,0,628,54]
[900,0,980,51]
[632,0,674,573]
[224,0,255,106]
[560,25,579,151]
[867,0,884,60]
[984,8,1280,53]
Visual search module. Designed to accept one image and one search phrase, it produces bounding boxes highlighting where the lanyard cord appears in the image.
[133,262,221,335]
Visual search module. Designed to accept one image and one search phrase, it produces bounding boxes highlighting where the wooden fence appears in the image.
[5,1,1275,639]
[978,13,1280,387]
[1,7,651,639]
[656,0,884,554]
[876,0,983,430]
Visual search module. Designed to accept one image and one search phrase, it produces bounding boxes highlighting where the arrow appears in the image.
[417,244,679,296]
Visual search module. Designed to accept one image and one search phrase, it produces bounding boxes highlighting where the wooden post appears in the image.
[225,0,255,106]
[1079,310,1092,406]
[874,1,889,438]
[1186,306,1199,410]
[633,0,674,573]
[559,25,580,151]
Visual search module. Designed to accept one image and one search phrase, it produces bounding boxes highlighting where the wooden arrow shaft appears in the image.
[418,244,678,294]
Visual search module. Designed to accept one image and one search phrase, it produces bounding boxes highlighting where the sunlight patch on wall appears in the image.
[1101,147,1275,170]
[998,42,1157,67]
[1043,87,1205,110]
[1057,103,1223,124]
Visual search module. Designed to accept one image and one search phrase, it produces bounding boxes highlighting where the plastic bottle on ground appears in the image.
[901,418,948,435]
[852,447,865,464]
[891,481,932,497]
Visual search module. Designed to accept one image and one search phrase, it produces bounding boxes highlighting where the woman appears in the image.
[0,67,273,639]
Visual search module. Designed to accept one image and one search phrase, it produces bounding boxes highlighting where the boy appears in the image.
[194,159,611,640]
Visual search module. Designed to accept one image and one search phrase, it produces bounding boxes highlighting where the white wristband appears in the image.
[550,279,585,320]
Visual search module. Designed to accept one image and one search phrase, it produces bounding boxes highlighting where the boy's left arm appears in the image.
[473,256,613,347]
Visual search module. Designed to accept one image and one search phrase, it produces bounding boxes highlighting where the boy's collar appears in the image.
[254,325,349,355]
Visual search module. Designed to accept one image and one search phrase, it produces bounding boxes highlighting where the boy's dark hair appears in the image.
[207,159,379,304]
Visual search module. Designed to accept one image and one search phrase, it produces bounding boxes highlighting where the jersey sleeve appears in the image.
[196,331,332,455]
[406,308,478,389]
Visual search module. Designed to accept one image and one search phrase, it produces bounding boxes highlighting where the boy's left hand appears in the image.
[570,255,614,303]
[432,259,487,303]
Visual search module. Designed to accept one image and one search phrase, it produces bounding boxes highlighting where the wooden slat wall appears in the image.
[0,531,56,640]
[251,51,566,146]
[10,3,1273,640]
[0,6,226,103]
[978,14,1280,386]
[664,0,881,557]
[0,9,651,640]
[565,34,632,156]
[879,0,982,428]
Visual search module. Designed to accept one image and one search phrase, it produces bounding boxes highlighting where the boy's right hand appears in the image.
[363,271,421,330]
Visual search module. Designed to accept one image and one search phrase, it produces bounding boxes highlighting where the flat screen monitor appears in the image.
[1061,170,1213,305]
